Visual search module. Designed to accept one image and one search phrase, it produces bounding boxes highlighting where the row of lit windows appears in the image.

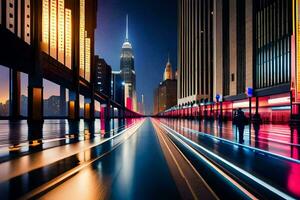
[79,0,85,78]
[65,9,72,69]
[0,0,31,44]
[42,0,72,69]
[49,0,57,57]
[58,0,65,63]
[78,0,91,81]
[85,37,91,82]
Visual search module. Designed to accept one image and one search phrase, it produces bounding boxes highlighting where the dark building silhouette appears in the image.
[44,96,61,117]
[20,95,28,117]
[0,100,9,117]
[111,71,125,107]
[153,88,159,115]
[158,80,177,113]
[94,56,112,97]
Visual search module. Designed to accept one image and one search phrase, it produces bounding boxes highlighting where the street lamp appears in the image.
[247,87,253,121]
[247,87,253,142]
[216,94,223,122]
[216,94,220,120]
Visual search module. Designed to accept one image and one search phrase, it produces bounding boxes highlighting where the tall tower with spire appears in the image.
[164,54,173,81]
[120,15,137,110]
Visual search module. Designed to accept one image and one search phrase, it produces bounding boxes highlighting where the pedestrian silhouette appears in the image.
[253,113,262,139]
[234,108,248,143]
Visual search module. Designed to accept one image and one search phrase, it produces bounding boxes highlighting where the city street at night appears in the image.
[0,118,299,199]
[1,0,300,199]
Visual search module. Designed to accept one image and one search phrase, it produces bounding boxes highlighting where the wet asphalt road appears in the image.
[40,119,180,200]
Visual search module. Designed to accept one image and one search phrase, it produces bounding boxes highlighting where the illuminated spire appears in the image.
[122,14,132,49]
[164,54,173,81]
[126,14,129,41]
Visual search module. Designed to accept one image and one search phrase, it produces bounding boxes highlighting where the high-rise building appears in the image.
[120,15,137,110]
[111,71,125,107]
[212,0,254,120]
[0,0,31,44]
[213,0,296,122]
[174,0,300,123]
[0,0,98,121]
[164,56,173,81]
[158,80,177,113]
[178,0,247,107]
[252,0,296,122]
[153,58,177,114]
[94,56,112,97]
[178,0,214,105]
[153,88,159,115]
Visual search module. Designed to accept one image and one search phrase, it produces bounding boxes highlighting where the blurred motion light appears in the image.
[268,97,290,105]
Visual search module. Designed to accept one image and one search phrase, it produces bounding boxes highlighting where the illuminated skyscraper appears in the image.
[120,15,137,110]
[153,57,177,114]
[164,55,173,81]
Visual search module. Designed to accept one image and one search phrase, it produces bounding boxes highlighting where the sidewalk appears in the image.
[160,119,300,160]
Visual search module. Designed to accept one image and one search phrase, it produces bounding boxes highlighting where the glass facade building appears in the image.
[170,0,300,123]
[255,0,292,89]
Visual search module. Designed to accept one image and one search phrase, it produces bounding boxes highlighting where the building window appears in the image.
[255,0,292,89]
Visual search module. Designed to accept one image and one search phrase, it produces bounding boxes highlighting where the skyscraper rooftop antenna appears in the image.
[126,14,129,41]
[168,53,170,63]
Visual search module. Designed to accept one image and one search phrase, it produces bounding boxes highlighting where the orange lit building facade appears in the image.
[41,0,96,81]
[0,0,31,44]
[0,0,97,121]
[0,0,97,80]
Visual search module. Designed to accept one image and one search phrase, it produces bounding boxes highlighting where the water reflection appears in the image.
[0,118,135,160]
[28,122,43,152]
[160,118,300,160]
[157,118,300,199]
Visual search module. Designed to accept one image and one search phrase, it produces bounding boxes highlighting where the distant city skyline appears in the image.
[0,94,66,117]
[0,66,59,104]
[95,0,177,114]
[0,0,177,115]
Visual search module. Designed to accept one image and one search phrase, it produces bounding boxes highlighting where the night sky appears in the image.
[0,0,177,114]
[95,0,178,114]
